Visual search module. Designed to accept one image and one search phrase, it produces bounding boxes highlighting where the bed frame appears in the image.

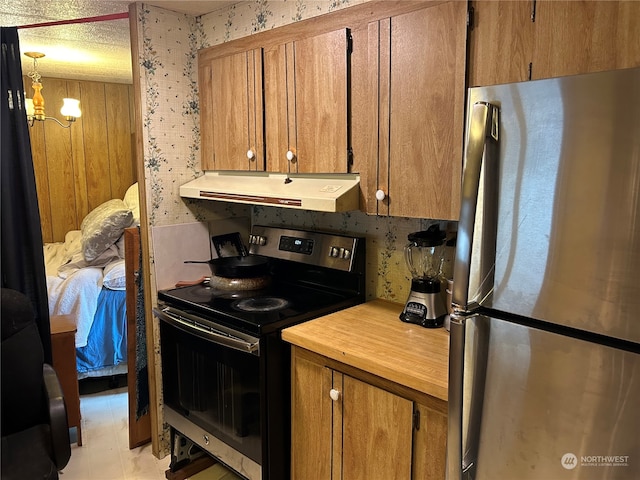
[124,227,151,448]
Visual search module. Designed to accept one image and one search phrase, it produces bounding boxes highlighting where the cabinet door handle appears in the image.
[375,189,386,201]
[247,149,255,160]
[329,388,341,401]
[286,150,296,163]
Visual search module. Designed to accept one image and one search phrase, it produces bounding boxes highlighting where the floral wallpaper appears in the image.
[133,0,457,456]
[136,3,248,225]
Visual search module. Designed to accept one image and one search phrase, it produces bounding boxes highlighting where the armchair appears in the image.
[1,288,71,480]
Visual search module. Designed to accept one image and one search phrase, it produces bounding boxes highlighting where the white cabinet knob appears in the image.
[247,149,255,160]
[286,150,295,162]
[329,388,340,401]
[375,189,386,201]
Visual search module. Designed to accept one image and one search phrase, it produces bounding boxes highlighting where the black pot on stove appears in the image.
[184,255,272,290]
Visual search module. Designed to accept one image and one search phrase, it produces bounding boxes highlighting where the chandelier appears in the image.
[24,52,81,128]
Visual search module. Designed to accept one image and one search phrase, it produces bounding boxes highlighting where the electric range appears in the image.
[154,225,365,480]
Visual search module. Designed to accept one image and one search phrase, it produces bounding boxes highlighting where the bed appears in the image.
[44,183,140,380]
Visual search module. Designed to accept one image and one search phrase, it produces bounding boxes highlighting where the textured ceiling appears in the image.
[0,1,235,84]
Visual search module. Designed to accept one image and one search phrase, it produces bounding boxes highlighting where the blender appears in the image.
[399,224,447,328]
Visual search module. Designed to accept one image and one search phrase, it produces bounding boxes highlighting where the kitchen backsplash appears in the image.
[252,207,456,303]
[133,0,457,305]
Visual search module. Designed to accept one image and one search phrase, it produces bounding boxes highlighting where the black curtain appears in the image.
[1,27,52,363]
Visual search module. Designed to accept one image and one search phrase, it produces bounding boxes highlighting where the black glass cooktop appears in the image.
[158,281,361,336]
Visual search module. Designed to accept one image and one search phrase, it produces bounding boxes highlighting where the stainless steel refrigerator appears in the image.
[448,67,640,480]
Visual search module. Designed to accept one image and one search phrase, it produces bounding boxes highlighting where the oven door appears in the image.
[155,306,262,478]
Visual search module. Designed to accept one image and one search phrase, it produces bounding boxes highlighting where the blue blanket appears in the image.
[76,288,127,374]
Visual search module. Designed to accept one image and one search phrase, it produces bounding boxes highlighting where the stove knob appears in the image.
[250,235,267,246]
[342,249,351,260]
[329,388,341,401]
[203,434,210,445]
[330,247,340,258]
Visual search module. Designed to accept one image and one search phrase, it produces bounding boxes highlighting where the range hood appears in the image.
[180,171,360,213]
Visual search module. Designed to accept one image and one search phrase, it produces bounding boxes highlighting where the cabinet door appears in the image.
[339,372,414,479]
[532,0,640,80]
[370,2,467,219]
[412,402,447,480]
[263,42,294,173]
[295,29,350,174]
[201,49,263,171]
[291,349,415,479]
[469,1,640,87]
[468,0,534,87]
[264,29,350,174]
[291,351,332,480]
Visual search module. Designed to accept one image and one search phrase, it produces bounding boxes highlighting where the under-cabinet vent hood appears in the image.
[180,172,360,213]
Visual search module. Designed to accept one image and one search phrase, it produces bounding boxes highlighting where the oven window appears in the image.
[160,320,261,464]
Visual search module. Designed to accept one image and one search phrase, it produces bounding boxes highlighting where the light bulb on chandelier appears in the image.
[24,52,81,128]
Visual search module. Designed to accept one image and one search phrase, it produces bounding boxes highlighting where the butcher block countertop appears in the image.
[281,299,450,402]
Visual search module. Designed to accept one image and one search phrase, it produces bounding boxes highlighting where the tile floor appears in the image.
[60,385,239,480]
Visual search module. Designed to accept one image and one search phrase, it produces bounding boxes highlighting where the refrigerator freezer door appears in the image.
[457,68,640,343]
[451,314,640,480]
[453,101,499,313]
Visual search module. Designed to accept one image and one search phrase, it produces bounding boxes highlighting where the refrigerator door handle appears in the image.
[453,102,499,311]
[448,313,490,480]
[447,313,466,480]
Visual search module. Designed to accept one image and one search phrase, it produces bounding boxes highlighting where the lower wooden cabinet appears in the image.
[291,347,447,479]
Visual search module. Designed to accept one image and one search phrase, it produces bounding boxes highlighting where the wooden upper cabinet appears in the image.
[468,1,534,87]
[469,0,640,87]
[532,0,640,80]
[264,29,351,174]
[263,43,292,173]
[363,1,467,220]
[200,49,264,171]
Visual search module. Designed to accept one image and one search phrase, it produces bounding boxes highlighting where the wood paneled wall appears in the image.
[25,76,136,243]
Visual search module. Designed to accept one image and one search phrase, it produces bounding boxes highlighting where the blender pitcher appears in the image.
[399,224,447,328]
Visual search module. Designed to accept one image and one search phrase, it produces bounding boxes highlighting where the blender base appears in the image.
[400,291,447,328]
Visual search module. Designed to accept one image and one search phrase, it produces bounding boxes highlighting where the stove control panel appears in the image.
[248,225,364,273]
[279,236,314,255]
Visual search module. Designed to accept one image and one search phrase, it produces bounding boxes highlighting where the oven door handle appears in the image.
[154,307,260,355]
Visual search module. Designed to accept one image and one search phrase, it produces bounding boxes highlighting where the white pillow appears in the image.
[81,199,133,262]
[123,183,140,225]
[58,244,122,278]
[103,259,126,290]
